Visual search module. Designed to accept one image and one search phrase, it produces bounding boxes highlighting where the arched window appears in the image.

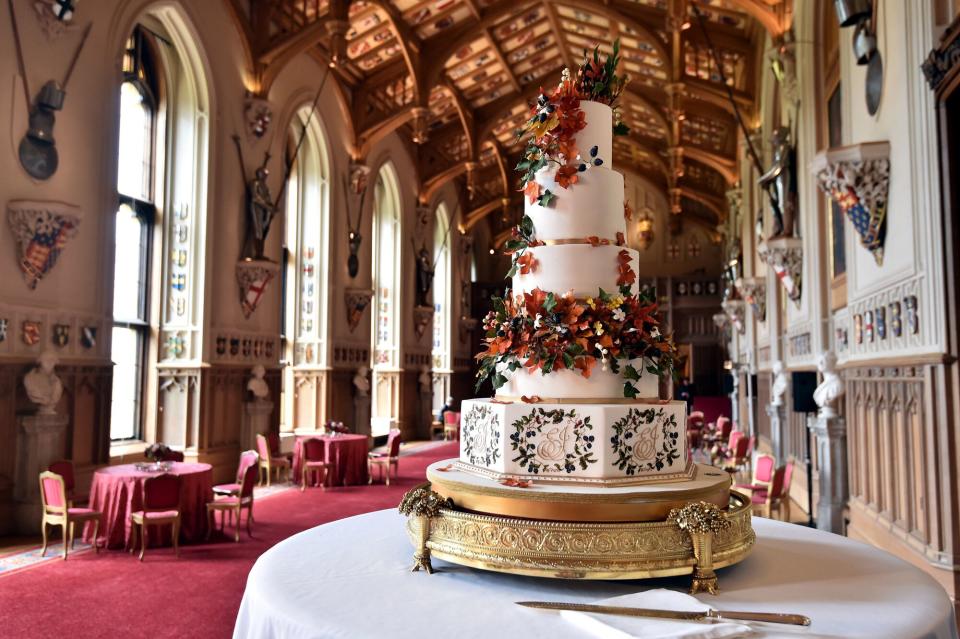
[110,11,209,447]
[371,163,402,435]
[281,106,330,430]
[431,203,452,412]
[110,28,159,441]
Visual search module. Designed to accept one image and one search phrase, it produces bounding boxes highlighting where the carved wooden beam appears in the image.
[484,27,521,93]
[542,0,575,70]
[683,147,738,185]
[462,197,510,232]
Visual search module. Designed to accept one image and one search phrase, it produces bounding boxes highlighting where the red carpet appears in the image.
[0,442,458,639]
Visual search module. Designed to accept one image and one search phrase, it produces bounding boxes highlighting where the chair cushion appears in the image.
[303,460,327,468]
[750,490,770,504]
[213,483,240,495]
[67,507,100,518]
[209,497,245,508]
[131,510,179,520]
[270,457,290,465]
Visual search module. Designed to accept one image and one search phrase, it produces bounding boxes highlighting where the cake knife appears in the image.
[516,601,811,626]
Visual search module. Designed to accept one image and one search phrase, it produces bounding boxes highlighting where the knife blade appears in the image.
[516,601,811,627]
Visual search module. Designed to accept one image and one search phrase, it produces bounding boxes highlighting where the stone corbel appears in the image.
[410,107,430,145]
[735,277,767,322]
[344,287,374,333]
[235,259,278,319]
[413,305,433,339]
[758,237,803,307]
[810,141,890,266]
[721,300,746,334]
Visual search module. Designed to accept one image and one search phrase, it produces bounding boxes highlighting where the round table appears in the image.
[291,434,368,487]
[86,462,213,549]
[234,510,958,639]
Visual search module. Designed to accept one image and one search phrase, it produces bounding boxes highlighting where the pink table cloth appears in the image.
[293,435,369,487]
[85,462,213,549]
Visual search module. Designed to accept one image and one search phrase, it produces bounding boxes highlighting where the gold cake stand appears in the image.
[400,462,756,594]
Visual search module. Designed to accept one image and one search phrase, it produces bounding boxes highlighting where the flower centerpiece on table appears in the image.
[324,421,349,436]
[144,443,172,462]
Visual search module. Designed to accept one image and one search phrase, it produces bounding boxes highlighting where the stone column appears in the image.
[765,402,786,461]
[808,410,848,534]
[14,413,68,533]
[241,400,273,452]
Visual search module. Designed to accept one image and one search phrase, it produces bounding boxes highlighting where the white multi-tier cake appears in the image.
[458,97,689,486]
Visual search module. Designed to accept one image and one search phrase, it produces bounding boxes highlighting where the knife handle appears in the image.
[711,610,811,626]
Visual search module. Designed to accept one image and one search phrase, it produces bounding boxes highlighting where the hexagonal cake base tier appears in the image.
[459,398,690,486]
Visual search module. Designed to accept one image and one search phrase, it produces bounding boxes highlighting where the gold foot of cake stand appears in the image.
[400,466,755,593]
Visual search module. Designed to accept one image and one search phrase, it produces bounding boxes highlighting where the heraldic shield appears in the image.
[7,200,81,289]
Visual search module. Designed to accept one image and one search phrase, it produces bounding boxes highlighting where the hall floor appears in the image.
[0,441,459,639]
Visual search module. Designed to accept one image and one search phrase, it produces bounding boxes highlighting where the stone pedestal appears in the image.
[14,412,68,533]
[766,402,786,461]
[354,395,371,437]
[241,400,273,452]
[808,411,848,534]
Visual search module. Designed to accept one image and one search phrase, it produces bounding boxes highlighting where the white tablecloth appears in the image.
[234,509,957,639]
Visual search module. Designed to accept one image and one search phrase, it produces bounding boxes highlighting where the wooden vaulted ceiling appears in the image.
[229,0,793,239]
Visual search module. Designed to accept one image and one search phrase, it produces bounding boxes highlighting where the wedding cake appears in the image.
[458,50,688,485]
[403,46,752,589]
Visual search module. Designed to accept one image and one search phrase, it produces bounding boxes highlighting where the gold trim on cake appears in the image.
[428,464,731,522]
[492,394,667,404]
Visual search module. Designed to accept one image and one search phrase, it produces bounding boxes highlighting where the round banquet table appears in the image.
[291,434,368,487]
[234,509,958,639]
[85,462,213,549]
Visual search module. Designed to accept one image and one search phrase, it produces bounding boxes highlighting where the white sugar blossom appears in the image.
[534,313,543,329]
[612,308,626,322]
[651,326,661,338]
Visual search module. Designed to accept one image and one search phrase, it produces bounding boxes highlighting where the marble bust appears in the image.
[247,364,270,400]
[353,365,370,398]
[813,350,844,417]
[771,360,788,407]
[24,350,63,415]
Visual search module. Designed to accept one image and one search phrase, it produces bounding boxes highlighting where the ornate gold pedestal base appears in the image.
[401,485,754,593]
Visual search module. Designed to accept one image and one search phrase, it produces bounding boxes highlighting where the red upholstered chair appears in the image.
[207,460,258,542]
[267,432,294,462]
[299,438,328,492]
[778,460,794,521]
[710,429,741,465]
[723,433,751,473]
[39,471,101,560]
[256,434,290,486]
[214,450,259,497]
[735,453,776,493]
[752,465,786,519]
[48,460,80,506]
[130,474,182,561]
[443,411,460,441]
[368,429,402,485]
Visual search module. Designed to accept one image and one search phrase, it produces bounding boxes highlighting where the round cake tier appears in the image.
[573,101,613,165]
[513,245,638,298]
[525,166,625,242]
[427,460,730,522]
[496,359,659,401]
[459,398,686,485]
